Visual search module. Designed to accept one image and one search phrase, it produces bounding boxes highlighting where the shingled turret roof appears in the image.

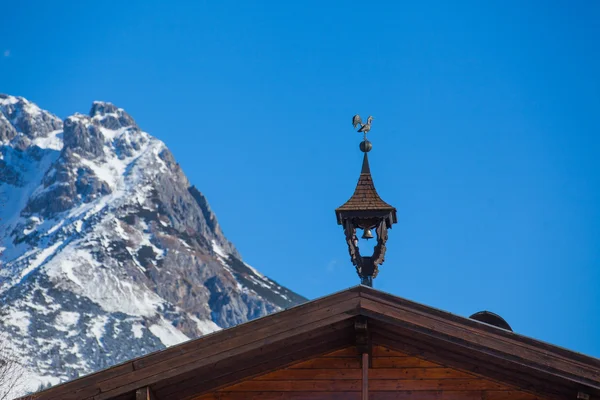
[335,153,397,224]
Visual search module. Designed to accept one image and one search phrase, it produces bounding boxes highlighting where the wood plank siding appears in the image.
[193,346,548,400]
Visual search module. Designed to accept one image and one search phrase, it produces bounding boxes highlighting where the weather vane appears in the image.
[334,114,396,287]
[352,114,374,141]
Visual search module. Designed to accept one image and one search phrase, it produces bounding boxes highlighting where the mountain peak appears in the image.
[89,101,137,131]
[89,100,119,115]
[0,96,306,395]
[0,94,62,143]
[0,93,21,104]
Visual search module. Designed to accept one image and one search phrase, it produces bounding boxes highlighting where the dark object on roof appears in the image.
[470,310,513,331]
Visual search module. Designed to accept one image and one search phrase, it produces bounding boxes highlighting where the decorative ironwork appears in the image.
[335,115,397,287]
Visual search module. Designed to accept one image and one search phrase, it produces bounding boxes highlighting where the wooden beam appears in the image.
[193,391,545,400]
[94,298,359,399]
[253,367,474,380]
[359,286,600,370]
[194,392,361,400]
[371,327,567,399]
[362,352,369,400]
[172,341,353,400]
[155,327,355,400]
[33,363,133,400]
[289,357,360,369]
[358,292,600,388]
[31,289,360,400]
[193,391,541,400]
[355,316,372,371]
[360,302,600,400]
[135,386,155,400]
[355,317,369,355]
[214,378,507,391]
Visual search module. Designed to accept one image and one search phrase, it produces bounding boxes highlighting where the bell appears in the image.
[362,228,374,240]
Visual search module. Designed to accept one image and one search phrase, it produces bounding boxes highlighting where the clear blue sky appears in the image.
[2,1,599,357]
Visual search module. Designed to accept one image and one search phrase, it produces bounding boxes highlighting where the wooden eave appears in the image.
[30,285,600,400]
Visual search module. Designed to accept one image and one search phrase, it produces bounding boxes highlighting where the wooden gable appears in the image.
[196,346,547,400]
[29,286,600,400]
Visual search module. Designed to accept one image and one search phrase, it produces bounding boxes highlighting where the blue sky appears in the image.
[2,1,599,357]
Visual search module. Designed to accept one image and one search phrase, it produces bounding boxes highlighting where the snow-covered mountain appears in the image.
[0,95,306,393]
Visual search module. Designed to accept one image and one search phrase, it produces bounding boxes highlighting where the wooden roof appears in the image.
[335,154,396,213]
[30,286,600,400]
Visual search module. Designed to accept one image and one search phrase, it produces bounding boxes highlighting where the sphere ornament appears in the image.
[359,140,372,153]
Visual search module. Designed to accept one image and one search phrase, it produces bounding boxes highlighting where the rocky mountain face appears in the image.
[0,95,306,394]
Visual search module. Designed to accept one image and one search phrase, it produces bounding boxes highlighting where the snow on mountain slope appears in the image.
[0,95,306,394]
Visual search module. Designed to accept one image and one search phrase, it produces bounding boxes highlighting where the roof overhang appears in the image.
[31,286,600,400]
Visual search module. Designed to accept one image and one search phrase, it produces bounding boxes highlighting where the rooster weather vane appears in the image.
[334,114,397,287]
[352,114,374,139]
